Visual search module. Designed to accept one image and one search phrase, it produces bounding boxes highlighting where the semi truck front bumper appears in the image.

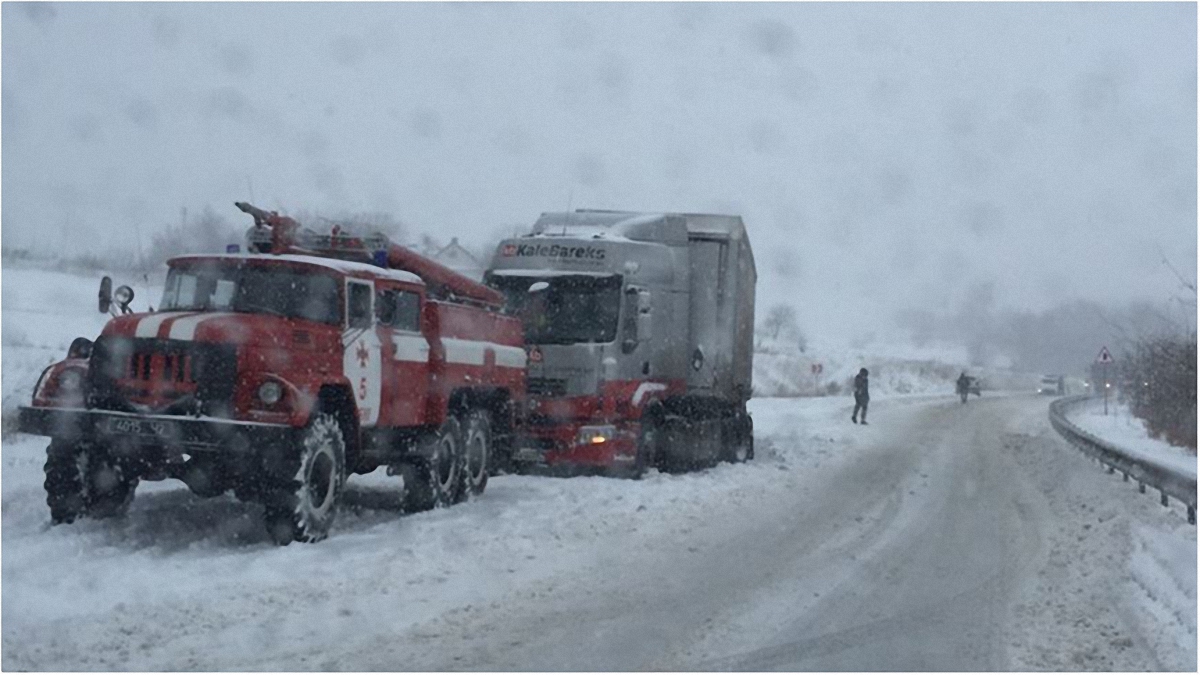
[513,422,639,468]
[17,406,294,451]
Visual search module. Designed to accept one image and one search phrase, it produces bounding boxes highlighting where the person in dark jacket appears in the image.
[852,368,869,424]
[956,371,973,403]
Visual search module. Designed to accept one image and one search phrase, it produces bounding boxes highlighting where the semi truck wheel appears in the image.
[264,412,346,545]
[619,417,660,479]
[721,413,754,464]
[461,411,491,498]
[44,440,88,524]
[405,417,465,511]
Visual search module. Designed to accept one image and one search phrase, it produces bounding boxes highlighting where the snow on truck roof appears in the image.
[532,209,747,241]
[169,253,425,285]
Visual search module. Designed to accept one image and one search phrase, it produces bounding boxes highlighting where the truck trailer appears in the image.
[486,209,756,476]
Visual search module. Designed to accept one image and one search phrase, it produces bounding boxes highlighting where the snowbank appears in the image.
[1067,397,1197,479]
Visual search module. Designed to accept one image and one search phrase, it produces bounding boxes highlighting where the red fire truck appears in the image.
[18,203,526,544]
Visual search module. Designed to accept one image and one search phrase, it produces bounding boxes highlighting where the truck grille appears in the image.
[526,377,568,397]
[87,337,238,416]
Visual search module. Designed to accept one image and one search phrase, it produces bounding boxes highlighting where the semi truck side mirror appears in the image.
[622,287,654,353]
[636,309,653,341]
[636,289,652,313]
[636,289,652,341]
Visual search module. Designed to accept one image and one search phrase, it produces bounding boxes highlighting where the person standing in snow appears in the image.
[852,367,869,424]
[956,371,971,404]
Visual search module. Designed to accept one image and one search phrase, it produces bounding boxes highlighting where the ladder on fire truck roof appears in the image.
[234,201,504,309]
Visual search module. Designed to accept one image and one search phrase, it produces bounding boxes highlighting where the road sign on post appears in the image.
[1096,346,1114,415]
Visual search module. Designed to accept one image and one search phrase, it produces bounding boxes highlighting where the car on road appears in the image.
[967,377,982,396]
[1038,375,1065,396]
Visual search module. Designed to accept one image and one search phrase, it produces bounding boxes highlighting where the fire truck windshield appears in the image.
[160,262,341,324]
[488,273,622,345]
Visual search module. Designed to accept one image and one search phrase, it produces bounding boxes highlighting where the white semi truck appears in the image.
[486,209,756,476]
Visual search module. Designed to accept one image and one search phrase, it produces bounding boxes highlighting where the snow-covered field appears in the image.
[2,262,1195,670]
[752,333,1041,399]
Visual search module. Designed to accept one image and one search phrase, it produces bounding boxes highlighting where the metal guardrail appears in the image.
[1049,395,1196,525]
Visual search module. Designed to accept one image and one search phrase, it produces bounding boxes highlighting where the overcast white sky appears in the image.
[2,2,1195,343]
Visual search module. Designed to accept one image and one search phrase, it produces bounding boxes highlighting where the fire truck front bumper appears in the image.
[512,422,640,469]
[16,406,294,451]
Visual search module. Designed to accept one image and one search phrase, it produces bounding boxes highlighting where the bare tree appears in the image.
[759,303,800,341]
[145,205,239,268]
[1120,332,1197,451]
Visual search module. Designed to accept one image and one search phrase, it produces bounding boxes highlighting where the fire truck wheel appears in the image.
[405,417,464,511]
[84,449,139,519]
[44,440,88,524]
[461,411,491,498]
[264,412,346,545]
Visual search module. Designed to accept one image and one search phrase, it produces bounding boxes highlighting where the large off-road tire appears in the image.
[264,412,346,545]
[44,440,88,524]
[403,417,464,512]
[86,450,139,518]
[721,413,754,464]
[460,411,491,498]
[44,440,139,523]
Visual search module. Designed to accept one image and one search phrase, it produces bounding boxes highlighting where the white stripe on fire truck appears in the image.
[134,312,194,338]
[391,333,430,363]
[493,345,528,369]
[168,313,237,341]
[441,338,527,368]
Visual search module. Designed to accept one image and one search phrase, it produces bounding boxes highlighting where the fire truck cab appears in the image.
[19,205,525,544]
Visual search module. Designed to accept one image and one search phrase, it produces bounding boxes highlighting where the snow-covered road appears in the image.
[3,392,1194,670]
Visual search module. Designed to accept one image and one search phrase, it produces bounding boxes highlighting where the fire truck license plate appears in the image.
[513,447,545,462]
[106,417,174,439]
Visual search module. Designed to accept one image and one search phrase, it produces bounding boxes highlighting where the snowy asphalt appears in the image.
[3,392,1194,670]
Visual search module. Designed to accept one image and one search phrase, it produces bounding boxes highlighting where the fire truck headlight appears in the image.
[258,381,283,405]
[577,425,616,446]
[58,369,84,393]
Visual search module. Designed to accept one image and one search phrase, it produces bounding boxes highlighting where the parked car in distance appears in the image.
[1038,375,1065,396]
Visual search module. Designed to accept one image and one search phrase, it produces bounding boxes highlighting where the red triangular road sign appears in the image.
[1096,346,1113,364]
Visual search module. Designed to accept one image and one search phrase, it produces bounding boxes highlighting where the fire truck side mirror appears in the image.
[98,276,113,314]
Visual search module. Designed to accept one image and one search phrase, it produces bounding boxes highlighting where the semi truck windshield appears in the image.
[161,263,341,324]
[488,273,622,344]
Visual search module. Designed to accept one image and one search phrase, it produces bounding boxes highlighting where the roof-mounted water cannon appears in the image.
[234,201,303,254]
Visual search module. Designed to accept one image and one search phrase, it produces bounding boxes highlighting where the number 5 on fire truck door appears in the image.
[343,279,382,426]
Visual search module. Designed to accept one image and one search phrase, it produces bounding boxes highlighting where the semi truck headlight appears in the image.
[258,381,283,405]
[578,425,616,445]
